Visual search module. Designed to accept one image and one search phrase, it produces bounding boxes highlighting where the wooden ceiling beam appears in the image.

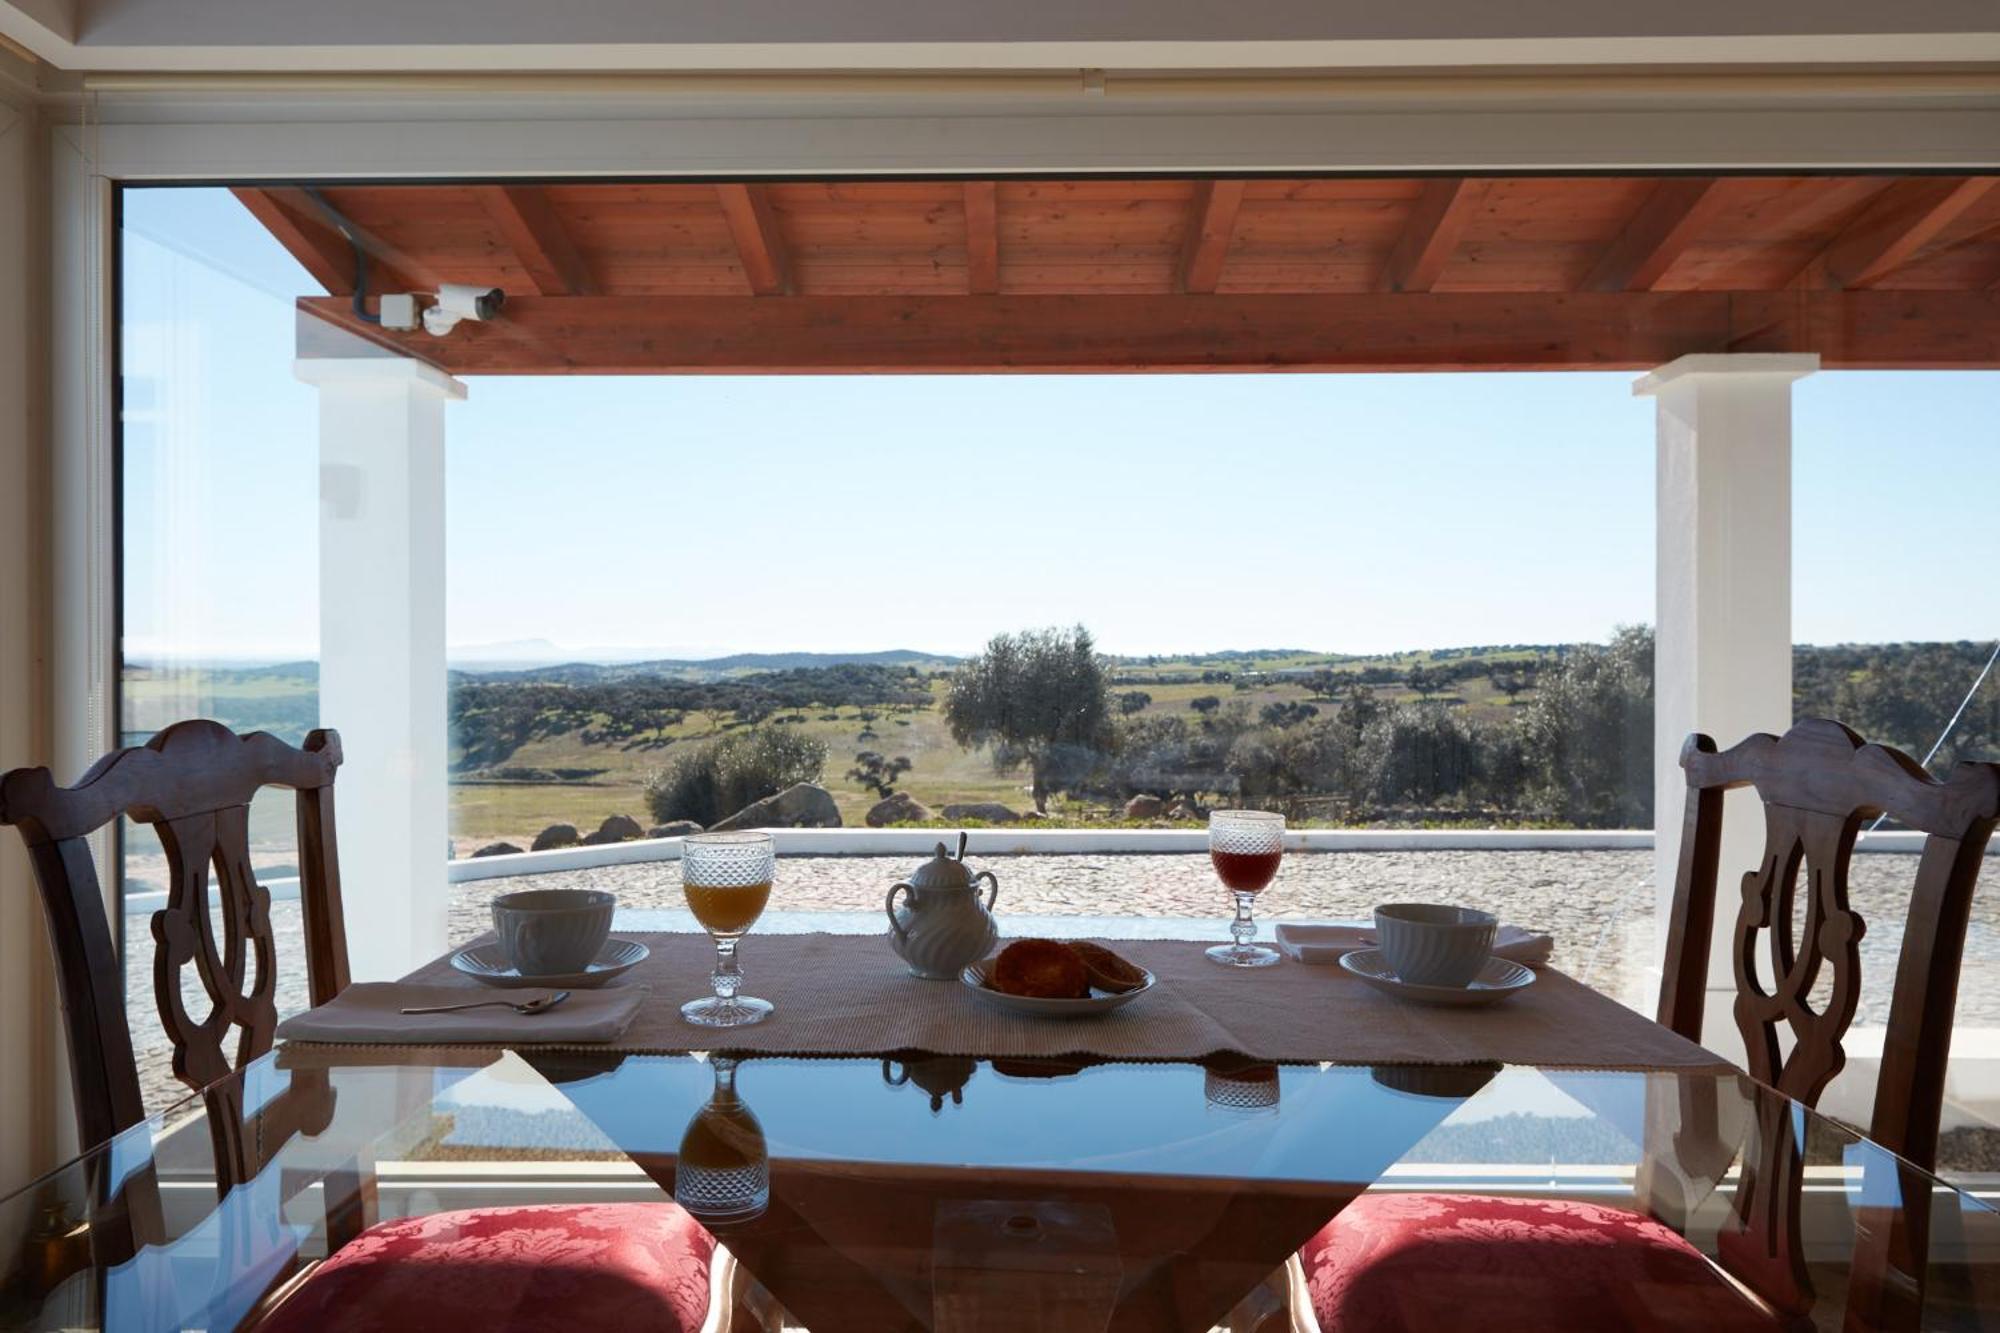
[297,290,2000,375]
[273,187,436,294]
[1376,179,1484,294]
[230,187,356,296]
[963,182,1000,295]
[235,186,437,300]
[715,184,793,296]
[1579,178,1728,292]
[1179,180,1247,294]
[1793,176,1999,290]
[474,185,596,296]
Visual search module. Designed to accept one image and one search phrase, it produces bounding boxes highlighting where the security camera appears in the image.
[422,284,506,336]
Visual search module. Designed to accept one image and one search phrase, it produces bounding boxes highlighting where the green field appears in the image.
[454,681,1033,845]
[120,645,1563,853]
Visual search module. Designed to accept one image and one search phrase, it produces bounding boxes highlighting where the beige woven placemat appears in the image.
[377,932,1726,1072]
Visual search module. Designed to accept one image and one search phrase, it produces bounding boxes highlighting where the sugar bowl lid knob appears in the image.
[905,832,974,889]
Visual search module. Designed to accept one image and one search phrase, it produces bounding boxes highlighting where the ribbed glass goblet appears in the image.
[1205,810,1284,968]
[680,832,775,1027]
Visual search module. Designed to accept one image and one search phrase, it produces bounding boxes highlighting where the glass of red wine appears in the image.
[1206,809,1284,968]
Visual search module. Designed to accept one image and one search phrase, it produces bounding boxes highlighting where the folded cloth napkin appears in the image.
[1274,922,1554,968]
[276,983,650,1045]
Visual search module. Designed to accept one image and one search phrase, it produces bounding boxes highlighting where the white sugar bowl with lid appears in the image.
[886,832,1000,980]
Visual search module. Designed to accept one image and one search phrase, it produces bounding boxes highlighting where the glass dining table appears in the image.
[1,1037,1995,1332]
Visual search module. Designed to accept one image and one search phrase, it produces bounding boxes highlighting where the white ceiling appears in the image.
[5,0,1999,72]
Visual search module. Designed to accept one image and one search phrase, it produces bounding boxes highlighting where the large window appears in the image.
[119,188,322,1112]
[1792,371,2000,1145]
[443,371,1656,848]
[114,182,1998,1135]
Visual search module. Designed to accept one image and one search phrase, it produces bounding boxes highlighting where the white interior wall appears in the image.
[0,46,56,1195]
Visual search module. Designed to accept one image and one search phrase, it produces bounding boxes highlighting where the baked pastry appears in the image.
[1070,942,1146,994]
[992,939,1089,999]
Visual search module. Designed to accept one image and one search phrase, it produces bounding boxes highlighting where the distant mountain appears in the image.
[124,658,319,681]
[448,639,728,668]
[458,649,962,684]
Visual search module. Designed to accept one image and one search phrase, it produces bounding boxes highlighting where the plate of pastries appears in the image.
[962,938,1155,1017]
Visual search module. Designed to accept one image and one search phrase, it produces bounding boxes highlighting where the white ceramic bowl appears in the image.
[1372,903,1496,989]
[492,888,615,976]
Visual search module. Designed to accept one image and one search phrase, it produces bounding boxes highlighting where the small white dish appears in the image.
[1274,922,1371,964]
[452,937,649,989]
[1338,948,1535,1007]
[960,958,1154,1018]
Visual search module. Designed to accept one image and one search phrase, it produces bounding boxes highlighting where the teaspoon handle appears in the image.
[400,998,516,1015]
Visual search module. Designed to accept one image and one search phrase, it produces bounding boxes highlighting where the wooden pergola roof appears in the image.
[244,175,2000,373]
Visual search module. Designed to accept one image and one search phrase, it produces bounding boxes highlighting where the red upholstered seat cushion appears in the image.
[257,1203,714,1333]
[1301,1193,1782,1333]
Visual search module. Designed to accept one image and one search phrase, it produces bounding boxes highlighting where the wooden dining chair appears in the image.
[1295,718,2000,1333]
[0,718,718,1331]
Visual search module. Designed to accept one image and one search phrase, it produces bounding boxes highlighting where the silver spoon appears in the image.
[401,990,571,1016]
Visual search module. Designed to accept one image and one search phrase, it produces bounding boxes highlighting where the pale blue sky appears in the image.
[120,188,1999,661]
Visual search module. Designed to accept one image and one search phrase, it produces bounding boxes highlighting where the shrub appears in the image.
[1515,625,1653,826]
[644,726,828,826]
[1367,702,1484,806]
[1259,700,1319,729]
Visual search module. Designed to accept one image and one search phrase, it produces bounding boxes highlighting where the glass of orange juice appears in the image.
[680,832,775,1027]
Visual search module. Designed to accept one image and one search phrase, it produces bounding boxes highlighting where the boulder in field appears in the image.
[940,802,1021,825]
[580,814,646,845]
[530,823,580,852]
[866,792,934,827]
[649,820,704,838]
[711,782,843,831]
[1123,794,1166,819]
[471,841,524,858]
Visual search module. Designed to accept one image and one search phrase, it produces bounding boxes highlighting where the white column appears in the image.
[295,357,465,982]
[1636,353,1816,1032]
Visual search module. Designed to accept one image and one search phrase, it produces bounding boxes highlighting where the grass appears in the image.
[468,690,1035,843]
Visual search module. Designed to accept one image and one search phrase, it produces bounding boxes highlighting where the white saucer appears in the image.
[1337,949,1535,1006]
[960,959,1155,1018]
[451,937,649,989]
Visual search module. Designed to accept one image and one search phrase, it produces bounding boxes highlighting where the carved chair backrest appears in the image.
[0,720,351,1160]
[1657,717,1999,1167]
[1655,718,1999,1329]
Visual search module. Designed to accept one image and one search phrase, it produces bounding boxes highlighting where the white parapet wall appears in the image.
[437,825,1972,886]
[446,826,1655,882]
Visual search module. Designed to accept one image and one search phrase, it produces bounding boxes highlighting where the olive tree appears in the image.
[1515,625,1654,826]
[846,750,912,799]
[943,625,1113,812]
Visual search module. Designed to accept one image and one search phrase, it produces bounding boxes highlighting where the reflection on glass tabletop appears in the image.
[3,1051,1993,1333]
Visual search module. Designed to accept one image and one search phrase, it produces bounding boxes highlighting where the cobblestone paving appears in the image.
[448,849,1662,991]
[128,850,2000,1117]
